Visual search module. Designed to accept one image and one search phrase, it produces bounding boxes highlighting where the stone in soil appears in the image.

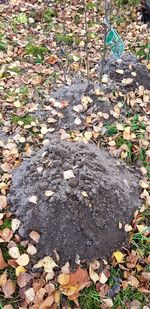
[9,137,141,264]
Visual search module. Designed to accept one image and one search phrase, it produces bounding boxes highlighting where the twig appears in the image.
[62,0,67,84]
[100,0,112,81]
[83,0,90,83]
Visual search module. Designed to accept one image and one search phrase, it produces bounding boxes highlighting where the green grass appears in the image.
[0,34,7,52]
[42,8,57,23]
[131,228,150,257]
[113,286,147,308]
[55,33,74,46]
[25,43,48,62]
[0,219,12,230]
[79,286,101,309]
[10,114,34,126]
[104,124,118,136]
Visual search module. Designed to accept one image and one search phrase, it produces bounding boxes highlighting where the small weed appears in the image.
[17,243,26,254]
[131,228,150,257]
[25,43,48,62]
[113,286,147,308]
[0,218,12,230]
[108,267,123,287]
[79,286,101,309]
[0,34,7,52]
[11,114,34,126]
[104,124,118,136]
[42,8,57,23]
[0,244,10,262]
[12,13,28,32]
[55,33,74,46]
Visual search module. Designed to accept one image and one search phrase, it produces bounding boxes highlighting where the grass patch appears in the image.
[104,124,118,136]
[25,43,48,62]
[113,286,147,308]
[131,228,150,257]
[0,34,7,52]
[55,33,74,46]
[79,286,101,309]
[0,219,12,230]
[42,8,57,23]
[10,114,34,126]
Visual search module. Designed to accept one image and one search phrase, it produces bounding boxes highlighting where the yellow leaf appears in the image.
[89,264,99,284]
[147,63,150,70]
[113,251,124,263]
[16,266,26,277]
[123,127,131,140]
[84,131,92,141]
[81,191,88,197]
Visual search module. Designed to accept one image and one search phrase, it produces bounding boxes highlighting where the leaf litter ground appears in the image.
[0,0,150,308]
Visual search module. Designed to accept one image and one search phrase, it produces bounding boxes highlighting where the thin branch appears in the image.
[100,0,112,81]
[83,0,90,83]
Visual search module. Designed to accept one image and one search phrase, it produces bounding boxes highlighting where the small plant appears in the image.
[113,286,147,308]
[12,13,28,30]
[25,43,48,62]
[42,8,57,23]
[79,286,101,309]
[0,34,7,51]
[11,114,34,126]
[131,228,150,257]
[55,33,74,46]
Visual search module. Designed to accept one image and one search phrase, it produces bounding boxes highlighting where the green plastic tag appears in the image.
[106,28,124,59]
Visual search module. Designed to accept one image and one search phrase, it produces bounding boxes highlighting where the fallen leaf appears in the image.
[0,271,7,287]
[102,298,113,307]
[0,196,7,210]
[113,251,124,263]
[84,131,93,141]
[9,246,20,259]
[0,249,7,270]
[81,191,88,197]
[128,275,139,288]
[11,218,21,232]
[122,78,133,85]
[33,256,57,273]
[63,170,75,180]
[25,288,35,304]
[89,264,99,284]
[99,271,108,284]
[2,279,16,298]
[58,274,70,285]
[17,272,32,288]
[39,295,54,309]
[29,195,37,204]
[15,266,26,277]
[124,224,132,232]
[27,243,37,255]
[29,231,40,243]
[3,305,14,309]
[45,190,55,197]
[16,254,30,266]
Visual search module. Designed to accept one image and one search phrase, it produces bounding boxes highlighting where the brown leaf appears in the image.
[140,272,150,281]
[29,231,40,243]
[17,272,33,288]
[0,196,7,210]
[0,228,13,242]
[58,273,70,285]
[3,305,14,309]
[128,275,139,288]
[39,295,54,309]
[61,267,91,297]
[0,271,7,287]
[2,279,16,298]
[0,249,7,270]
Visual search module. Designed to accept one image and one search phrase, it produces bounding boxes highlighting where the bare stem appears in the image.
[83,0,90,83]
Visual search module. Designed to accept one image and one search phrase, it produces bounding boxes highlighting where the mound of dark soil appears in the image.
[9,138,141,264]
